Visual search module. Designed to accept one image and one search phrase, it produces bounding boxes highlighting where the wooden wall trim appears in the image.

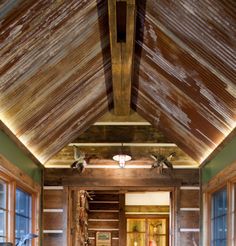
[202,160,236,192]
[0,154,41,192]
[0,154,41,245]
[119,193,126,246]
[44,168,199,187]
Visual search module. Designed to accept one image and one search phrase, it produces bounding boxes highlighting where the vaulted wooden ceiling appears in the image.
[0,0,235,165]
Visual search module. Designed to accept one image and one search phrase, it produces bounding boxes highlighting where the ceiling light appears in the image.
[113,154,132,168]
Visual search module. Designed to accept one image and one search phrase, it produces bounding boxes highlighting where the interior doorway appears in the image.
[125,192,170,246]
[68,189,173,246]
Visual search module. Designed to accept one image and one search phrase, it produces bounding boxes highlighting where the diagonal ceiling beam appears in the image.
[108,0,136,115]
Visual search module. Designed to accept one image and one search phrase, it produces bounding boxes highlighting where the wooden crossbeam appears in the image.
[108,0,136,116]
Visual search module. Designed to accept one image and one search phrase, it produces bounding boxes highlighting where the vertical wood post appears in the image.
[119,193,126,246]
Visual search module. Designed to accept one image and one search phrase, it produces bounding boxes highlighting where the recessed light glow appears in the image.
[0,113,43,164]
[200,126,236,164]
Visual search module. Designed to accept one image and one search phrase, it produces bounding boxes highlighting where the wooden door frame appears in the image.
[66,186,177,246]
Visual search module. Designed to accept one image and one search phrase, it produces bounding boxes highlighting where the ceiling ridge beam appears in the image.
[108,0,136,115]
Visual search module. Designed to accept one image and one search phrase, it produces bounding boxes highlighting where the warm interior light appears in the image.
[113,154,131,168]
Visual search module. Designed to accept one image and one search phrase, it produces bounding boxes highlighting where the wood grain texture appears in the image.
[43,234,63,246]
[44,190,63,209]
[0,0,112,164]
[88,191,120,245]
[0,0,235,167]
[119,194,125,246]
[43,212,63,230]
[179,232,199,246]
[45,144,198,167]
[132,0,236,163]
[44,168,199,187]
[73,125,171,143]
[108,0,135,115]
[179,211,200,228]
[179,190,199,208]
[44,125,198,168]
[43,188,65,246]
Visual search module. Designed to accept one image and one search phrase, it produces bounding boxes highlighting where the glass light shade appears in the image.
[113,154,132,168]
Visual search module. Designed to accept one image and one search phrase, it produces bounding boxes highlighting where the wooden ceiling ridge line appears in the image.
[108,0,136,116]
[143,12,234,88]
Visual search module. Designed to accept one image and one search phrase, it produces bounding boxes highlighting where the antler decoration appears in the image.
[150,152,175,174]
[71,146,88,174]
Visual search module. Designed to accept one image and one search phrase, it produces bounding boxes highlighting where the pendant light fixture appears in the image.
[112,143,131,168]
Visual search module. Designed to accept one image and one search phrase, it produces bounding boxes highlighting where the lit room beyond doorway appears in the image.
[125,192,170,246]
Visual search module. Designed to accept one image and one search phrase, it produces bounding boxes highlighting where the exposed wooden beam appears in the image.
[95,111,150,125]
[44,168,200,187]
[108,0,136,115]
[72,125,169,144]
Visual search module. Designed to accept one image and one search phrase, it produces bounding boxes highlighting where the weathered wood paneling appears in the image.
[46,144,198,167]
[88,192,121,245]
[43,188,65,246]
[73,125,171,143]
[44,190,63,209]
[43,213,63,230]
[43,172,200,246]
[0,0,112,164]
[89,212,119,220]
[89,203,119,211]
[179,232,199,246]
[0,0,235,168]
[179,211,200,229]
[179,190,199,208]
[44,168,199,187]
[177,187,200,246]
[132,0,236,163]
[43,234,63,246]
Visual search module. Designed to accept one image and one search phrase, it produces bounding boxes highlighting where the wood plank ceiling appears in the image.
[0,0,112,163]
[0,0,235,165]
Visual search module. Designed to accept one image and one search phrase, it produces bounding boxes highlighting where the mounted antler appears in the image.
[71,146,88,174]
[150,152,175,174]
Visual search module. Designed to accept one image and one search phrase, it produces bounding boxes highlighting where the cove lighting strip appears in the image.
[69,143,177,147]
[44,164,199,169]
[94,122,151,125]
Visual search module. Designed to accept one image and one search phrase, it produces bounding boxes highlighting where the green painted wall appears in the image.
[0,130,42,184]
[202,136,236,184]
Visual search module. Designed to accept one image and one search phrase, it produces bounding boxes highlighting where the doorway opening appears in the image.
[126,192,170,246]
[68,189,173,246]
